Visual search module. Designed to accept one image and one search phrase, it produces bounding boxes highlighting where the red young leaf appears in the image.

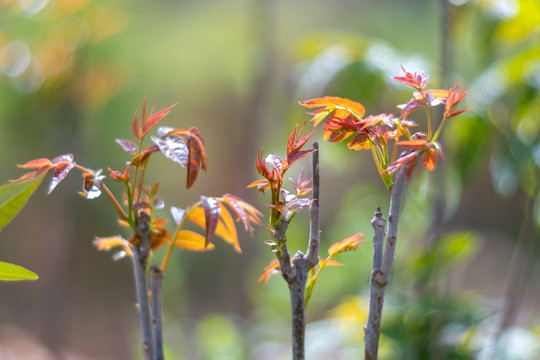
[201,196,221,249]
[141,103,176,138]
[132,112,142,139]
[222,193,263,235]
[116,139,138,154]
[445,83,468,118]
[186,128,207,189]
[48,161,75,194]
[392,66,429,90]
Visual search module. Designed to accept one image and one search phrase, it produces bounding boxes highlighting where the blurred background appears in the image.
[0,0,539,359]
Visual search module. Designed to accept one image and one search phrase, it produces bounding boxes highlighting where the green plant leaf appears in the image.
[0,261,39,281]
[0,173,46,231]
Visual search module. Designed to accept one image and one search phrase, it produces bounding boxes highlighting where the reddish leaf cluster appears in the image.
[13,154,77,195]
[248,122,315,223]
[299,67,468,187]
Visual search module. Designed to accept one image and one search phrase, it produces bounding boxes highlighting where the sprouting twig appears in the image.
[150,265,164,360]
[131,212,153,360]
[274,142,320,360]
[364,166,407,360]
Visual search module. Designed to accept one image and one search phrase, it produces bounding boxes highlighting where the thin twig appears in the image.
[150,265,164,360]
[131,212,153,360]
[364,166,407,360]
[306,141,320,268]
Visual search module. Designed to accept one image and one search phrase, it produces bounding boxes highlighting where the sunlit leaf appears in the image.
[328,232,365,257]
[299,96,366,123]
[257,258,281,283]
[396,139,428,150]
[0,261,38,281]
[216,203,241,253]
[318,259,343,267]
[247,179,270,193]
[151,135,188,167]
[93,235,128,251]
[115,139,138,154]
[129,147,157,167]
[423,147,437,171]
[174,230,215,251]
[48,161,75,194]
[17,158,52,169]
[0,172,46,231]
[141,104,176,138]
[151,218,170,250]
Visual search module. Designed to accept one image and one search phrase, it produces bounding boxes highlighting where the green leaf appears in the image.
[0,261,39,281]
[0,173,46,231]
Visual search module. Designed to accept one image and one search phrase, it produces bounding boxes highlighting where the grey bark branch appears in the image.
[150,265,164,360]
[364,167,407,360]
[131,212,153,360]
[306,141,320,268]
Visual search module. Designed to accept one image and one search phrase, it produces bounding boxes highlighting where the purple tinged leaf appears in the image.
[201,196,221,249]
[153,197,165,209]
[157,126,175,137]
[265,154,282,173]
[51,154,74,165]
[286,198,311,212]
[115,139,138,154]
[151,135,188,167]
[170,206,186,225]
[48,162,75,194]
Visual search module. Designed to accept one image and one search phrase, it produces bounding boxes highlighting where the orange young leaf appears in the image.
[258,258,281,283]
[217,203,241,252]
[328,232,365,257]
[151,217,170,250]
[396,139,428,150]
[174,230,215,251]
[17,158,52,169]
[188,204,241,252]
[318,259,343,267]
[93,235,128,251]
[423,147,437,171]
[247,179,270,193]
[299,96,366,125]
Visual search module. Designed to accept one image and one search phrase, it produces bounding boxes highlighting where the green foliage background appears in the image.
[0,0,539,359]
